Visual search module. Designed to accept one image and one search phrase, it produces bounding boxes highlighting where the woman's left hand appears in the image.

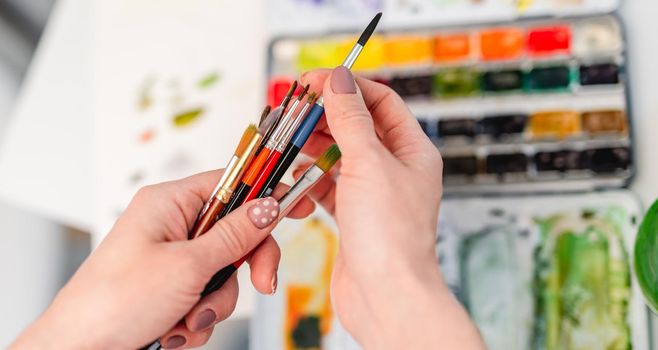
[10,170,315,350]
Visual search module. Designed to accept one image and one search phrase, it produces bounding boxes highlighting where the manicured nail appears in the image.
[193,309,217,331]
[248,197,279,229]
[331,66,357,94]
[163,335,186,349]
[271,270,278,295]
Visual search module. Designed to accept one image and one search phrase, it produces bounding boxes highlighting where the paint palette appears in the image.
[437,191,651,350]
[267,14,630,193]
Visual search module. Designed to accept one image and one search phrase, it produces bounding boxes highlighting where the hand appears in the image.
[10,170,314,350]
[299,67,485,349]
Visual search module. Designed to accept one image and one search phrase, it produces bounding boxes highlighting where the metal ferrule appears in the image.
[342,44,363,70]
[278,102,312,151]
[279,165,325,216]
[202,156,238,214]
[268,99,300,148]
[217,134,262,202]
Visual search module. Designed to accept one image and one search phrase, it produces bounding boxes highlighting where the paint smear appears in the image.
[198,72,221,89]
[138,129,156,143]
[172,108,204,127]
[138,77,156,111]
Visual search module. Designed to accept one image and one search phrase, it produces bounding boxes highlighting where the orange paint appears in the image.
[479,27,525,61]
[529,111,582,139]
[384,36,433,66]
[283,219,338,350]
[434,33,471,62]
[138,129,155,143]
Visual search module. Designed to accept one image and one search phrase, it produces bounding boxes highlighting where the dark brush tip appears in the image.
[297,84,310,100]
[358,12,382,46]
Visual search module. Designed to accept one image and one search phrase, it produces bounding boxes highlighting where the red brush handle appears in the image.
[243,151,282,204]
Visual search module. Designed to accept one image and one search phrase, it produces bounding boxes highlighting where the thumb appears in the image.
[183,197,280,277]
[323,66,382,159]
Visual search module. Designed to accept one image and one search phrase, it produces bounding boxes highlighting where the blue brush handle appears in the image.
[290,103,325,148]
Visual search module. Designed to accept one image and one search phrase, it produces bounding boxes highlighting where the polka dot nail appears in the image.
[248,197,280,229]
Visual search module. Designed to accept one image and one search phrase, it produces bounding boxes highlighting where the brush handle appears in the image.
[201,264,239,297]
[258,143,301,199]
[244,151,282,203]
[290,103,325,148]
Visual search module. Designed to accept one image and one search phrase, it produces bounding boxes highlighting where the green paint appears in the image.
[173,108,204,127]
[533,211,631,350]
[635,199,658,314]
[523,66,574,92]
[198,73,220,89]
[434,68,480,98]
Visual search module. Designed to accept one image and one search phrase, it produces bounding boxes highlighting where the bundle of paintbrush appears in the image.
[141,12,382,350]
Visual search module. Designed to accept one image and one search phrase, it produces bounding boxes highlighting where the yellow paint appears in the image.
[337,35,386,71]
[297,40,342,72]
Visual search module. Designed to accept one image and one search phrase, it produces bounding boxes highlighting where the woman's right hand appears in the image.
[298,67,485,350]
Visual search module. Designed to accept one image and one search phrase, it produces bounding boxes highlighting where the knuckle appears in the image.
[214,219,250,254]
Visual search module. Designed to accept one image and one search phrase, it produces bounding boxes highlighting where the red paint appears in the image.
[243,151,283,204]
[527,25,571,57]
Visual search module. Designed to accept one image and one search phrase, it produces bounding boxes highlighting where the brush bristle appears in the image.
[258,106,272,128]
[307,92,317,103]
[235,124,258,156]
[297,84,310,100]
[259,106,283,135]
[358,12,382,46]
[280,81,298,108]
[315,144,342,173]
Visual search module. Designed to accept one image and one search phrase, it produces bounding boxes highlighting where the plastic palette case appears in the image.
[258,3,653,350]
[266,14,632,194]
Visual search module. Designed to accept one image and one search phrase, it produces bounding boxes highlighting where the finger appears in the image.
[159,321,214,349]
[184,274,239,332]
[292,165,337,215]
[246,236,281,295]
[321,66,383,161]
[303,69,433,162]
[184,197,282,278]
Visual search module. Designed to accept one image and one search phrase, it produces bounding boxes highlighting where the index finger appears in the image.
[300,69,430,160]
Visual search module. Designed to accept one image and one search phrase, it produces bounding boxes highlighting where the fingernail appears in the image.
[331,66,357,94]
[271,270,278,295]
[248,197,280,229]
[163,335,186,349]
[193,309,217,331]
[300,71,309,83]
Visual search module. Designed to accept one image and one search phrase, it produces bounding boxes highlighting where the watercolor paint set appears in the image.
[267,14,630,193]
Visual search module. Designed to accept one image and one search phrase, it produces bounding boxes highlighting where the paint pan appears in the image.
[582,147,630,174]
[581,109,626,135]
[434,68,480,97]
[390,75,434,98]
[529,110,581,139]
[579,63,620,86]
[524,66,572,91]
[478,114,527,139]
[434,33,472,63]
[438,118,478,140]
[526,24,571,57]
[444,156,479,177]
[481,70,524,92]
[479,27,525,61]
[485,154,528,175]
[534,150,584,173]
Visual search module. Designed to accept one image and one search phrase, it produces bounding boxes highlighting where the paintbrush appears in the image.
[188,124,262,240]
[278,144,341,217]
